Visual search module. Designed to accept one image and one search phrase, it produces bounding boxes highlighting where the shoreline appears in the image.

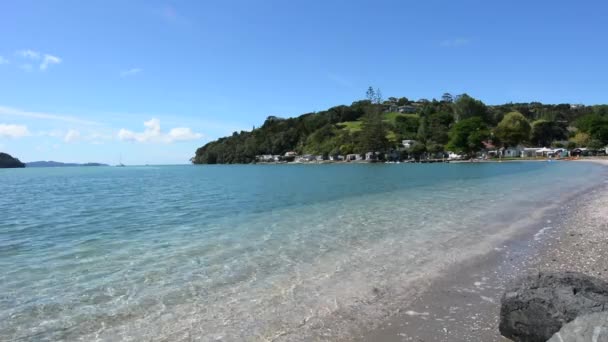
[356,159,608,341]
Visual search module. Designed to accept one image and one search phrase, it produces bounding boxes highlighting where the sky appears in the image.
[0,0,607,164]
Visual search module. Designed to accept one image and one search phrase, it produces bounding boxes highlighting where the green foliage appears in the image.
[394,114,420,140]
[495,112,531,147]
[452,94,488,122]
[530,120,567,147]
[192,90,607,164]
[446,117,490,156]
[0,152,25,168]
[575,113,608,145]
[358,112,389,152]
[570,132,590,147]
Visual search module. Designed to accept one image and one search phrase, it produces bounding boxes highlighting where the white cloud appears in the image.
[440,38,471,48]
[0,123,30,138]
[40,54,61,70]
[0,105,101,125]
[16,49,41,59]
[0,56,8,64]
[120,68,142,77]
[64,129,81,143]
[14,50,61,70]
[118,118,202,143]
[168,127,203,141]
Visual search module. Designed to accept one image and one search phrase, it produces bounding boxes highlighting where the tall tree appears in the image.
[366,86,376,102]
[446,117,490,157]
[530,120,566,147]
[441,92,453,103]
[374,88,383,104]
[495,111,531,147]
[452,94,488,122]
[358,112,389,152]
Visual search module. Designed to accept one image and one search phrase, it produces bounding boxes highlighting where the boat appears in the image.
[116,155,126,167]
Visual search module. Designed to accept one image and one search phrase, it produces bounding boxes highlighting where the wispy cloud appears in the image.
[0,56,9,65]
[120,68,142,77]
[14,50,62,70]
[439,38,471,48]
[0,123,30,138]
[118,118,202,143]
[0,105,101,125]
[16,49,41,59]
[64,129,81,143]
[40,54,61,70]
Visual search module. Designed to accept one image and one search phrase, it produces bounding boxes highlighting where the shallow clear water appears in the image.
[0,162,605,341]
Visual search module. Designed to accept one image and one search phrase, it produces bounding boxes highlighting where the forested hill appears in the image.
[192,91,608,164]
[0,152,25,168]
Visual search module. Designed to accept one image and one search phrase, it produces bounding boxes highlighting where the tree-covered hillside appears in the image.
[0,152,25,168]
[192,89,608,164]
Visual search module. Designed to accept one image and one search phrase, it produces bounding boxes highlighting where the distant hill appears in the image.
[0,152,25,168]
[26,161,109,167]
[193,91,608,164]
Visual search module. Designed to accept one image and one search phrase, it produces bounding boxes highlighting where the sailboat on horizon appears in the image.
[116,155,126,167]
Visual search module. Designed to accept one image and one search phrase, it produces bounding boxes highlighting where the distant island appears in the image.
[192,89,608,164]
[0,152,25,168]
[26,161,109,167]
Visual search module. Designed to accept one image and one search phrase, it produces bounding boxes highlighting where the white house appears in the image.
[397,105,416,113]
[447,152,463,160]
[502,145,525,158]
[402,140,417,149]
[284,151,297,157]
[365,152,379,160]
[345,154,362,161]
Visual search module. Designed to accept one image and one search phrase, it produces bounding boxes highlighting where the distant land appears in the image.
[0,152,25,168]
[192,90,608,164]
[26,161,109,167]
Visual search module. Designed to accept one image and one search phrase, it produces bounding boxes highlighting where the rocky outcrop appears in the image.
[499,272,608,342]
[547,312,608,342]
[0,152,25,168]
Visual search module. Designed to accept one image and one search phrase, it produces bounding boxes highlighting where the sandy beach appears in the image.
[358,159,608,341]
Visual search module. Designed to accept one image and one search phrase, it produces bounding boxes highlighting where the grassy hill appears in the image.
[192,94,608,164]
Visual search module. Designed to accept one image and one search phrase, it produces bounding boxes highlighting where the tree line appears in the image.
[192,89,608,164]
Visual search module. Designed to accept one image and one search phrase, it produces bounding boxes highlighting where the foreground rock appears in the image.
[499,272,608,342]
[547,312,608,342]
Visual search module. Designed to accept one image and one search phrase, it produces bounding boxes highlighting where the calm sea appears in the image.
[0,162,605,341]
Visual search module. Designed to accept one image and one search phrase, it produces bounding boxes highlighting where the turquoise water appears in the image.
[1,162,605,341]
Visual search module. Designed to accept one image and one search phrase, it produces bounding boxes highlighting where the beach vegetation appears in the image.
[495,112,532,147]
[192,88,608,164]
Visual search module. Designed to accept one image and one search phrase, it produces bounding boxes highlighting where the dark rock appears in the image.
[547,312,608,342]
[499,272,608,342]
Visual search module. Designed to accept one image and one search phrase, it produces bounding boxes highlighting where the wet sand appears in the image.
[357,159,608,341]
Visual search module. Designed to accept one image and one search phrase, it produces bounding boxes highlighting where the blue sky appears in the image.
[1,0,606,164]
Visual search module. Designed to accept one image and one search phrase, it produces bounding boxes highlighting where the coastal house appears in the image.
[257,155,279,162]
[345,154,362,162]
[329,155,344,161]
[385,104,399,112]
[397,105,416,113]
[447,152,463,160]
[365,152,380,160]
[481,141,498,157]
[284,151,297,157]
[521,147,544,158]
[570,148,587,157]
[502,145,525,158]
[402,140,417,149]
